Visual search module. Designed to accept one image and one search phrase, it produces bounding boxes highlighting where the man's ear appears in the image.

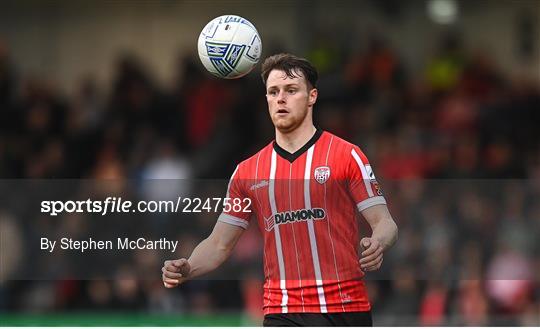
[308,88,318,106]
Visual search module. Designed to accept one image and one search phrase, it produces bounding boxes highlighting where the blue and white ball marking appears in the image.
[198,15,262,79]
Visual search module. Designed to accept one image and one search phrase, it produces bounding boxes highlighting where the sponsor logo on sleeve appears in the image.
[366,165,383,195]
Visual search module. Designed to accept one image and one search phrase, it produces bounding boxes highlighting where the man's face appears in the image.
[266,69,317,133]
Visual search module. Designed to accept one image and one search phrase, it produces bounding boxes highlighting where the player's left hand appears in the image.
[359,237,383,272]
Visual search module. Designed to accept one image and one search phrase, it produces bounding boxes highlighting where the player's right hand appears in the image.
[162,258,191,288]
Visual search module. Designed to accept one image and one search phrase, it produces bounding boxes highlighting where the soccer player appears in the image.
[162,53,398,326]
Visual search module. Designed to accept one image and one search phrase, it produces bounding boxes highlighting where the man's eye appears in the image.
[268,90,277,96]
[288,89,297,94]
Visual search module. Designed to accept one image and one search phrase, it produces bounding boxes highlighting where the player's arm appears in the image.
[359,204,398,271]
[162,220,244,288]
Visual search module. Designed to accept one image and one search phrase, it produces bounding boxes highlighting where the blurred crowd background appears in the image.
[1,0,539,326]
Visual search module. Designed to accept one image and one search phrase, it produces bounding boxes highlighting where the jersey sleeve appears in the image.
[217,164,252,229]
[348,146,387,212]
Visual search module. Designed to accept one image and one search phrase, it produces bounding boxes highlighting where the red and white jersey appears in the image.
[218,130,386,314]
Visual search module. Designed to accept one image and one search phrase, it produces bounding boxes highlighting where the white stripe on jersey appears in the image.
[351,149,374,197]
[217,213,249,229]
[289,163,306,311]
[225,165,239,199]
[357,196,387,212]
[269,149,288,313]
[304,145,328,313]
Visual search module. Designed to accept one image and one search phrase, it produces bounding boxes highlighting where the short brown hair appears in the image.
[261,53,318,89]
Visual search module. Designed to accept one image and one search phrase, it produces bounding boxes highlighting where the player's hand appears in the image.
[162,258,191,288]
[359,237,383,272]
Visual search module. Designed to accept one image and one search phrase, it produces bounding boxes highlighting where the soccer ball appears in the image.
[197,15,262,79]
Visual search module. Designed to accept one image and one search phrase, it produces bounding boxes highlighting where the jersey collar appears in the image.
[273,129,323,163]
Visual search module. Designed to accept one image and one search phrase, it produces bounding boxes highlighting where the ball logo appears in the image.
[314,166,331,184]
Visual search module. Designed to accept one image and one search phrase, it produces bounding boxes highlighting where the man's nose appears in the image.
[277,90,286,103]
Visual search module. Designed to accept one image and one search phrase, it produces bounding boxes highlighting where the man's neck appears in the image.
[275,124,317,154]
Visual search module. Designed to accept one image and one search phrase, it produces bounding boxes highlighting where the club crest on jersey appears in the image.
[314,166,331,184]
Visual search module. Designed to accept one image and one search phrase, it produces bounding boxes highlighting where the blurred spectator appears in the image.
[419,281,448,326]
[456,280,489,326]
[425,33,465,92]
[139,139,193,201]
